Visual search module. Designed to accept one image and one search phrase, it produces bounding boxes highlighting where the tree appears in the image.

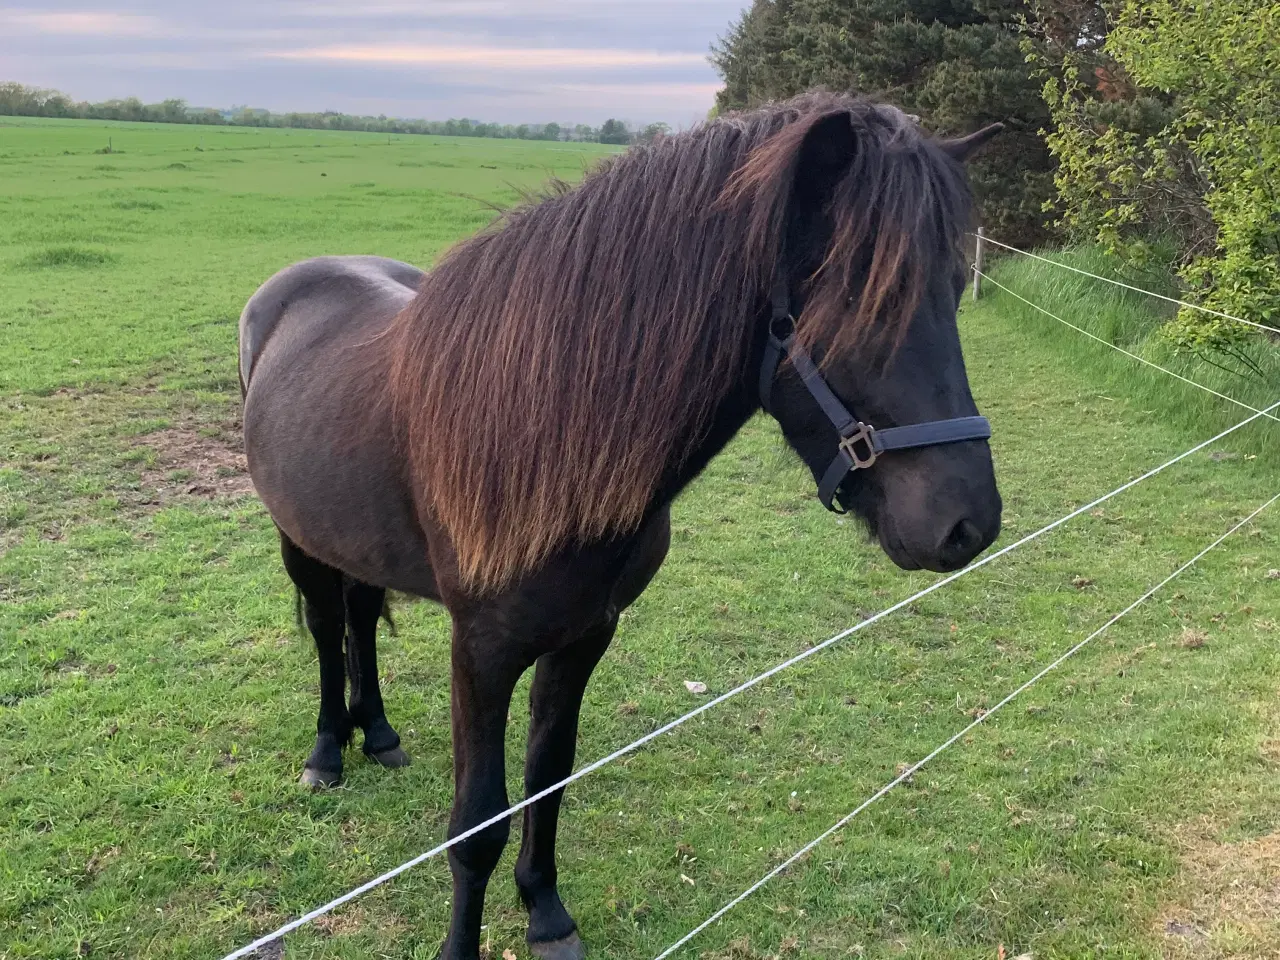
[233,106,266,127]
[598,119,631,144]
[637,122,670,144]
[158,98,188,123]
[0,80,604,146]
[1036,0,1280,365]
[710,0,1057,244]
[709,0,799,108]
[118,96,146,121]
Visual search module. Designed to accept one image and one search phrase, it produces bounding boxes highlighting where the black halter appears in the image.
[759,277,992,513]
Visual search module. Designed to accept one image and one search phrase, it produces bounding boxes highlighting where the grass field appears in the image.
[2,117,1278,960]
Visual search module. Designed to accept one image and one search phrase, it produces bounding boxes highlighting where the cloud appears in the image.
[553,81,723,96]
[269,43,708,70]
[0,0,743,123]
[271,0,733,20]
[0,8,163,36]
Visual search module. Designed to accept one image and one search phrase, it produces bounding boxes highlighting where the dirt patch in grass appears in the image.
[698,936,801,959]
[313,905,407,939]
[246,940,282,959]
[314,907,368,937]
[135,424,254,502]
[1157,821,1280,958]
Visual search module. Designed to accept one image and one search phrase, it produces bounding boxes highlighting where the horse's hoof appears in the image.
[300,766,342,789]
[368,745,410,768]
[529,932,585,960]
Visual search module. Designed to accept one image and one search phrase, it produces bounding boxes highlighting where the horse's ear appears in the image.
[792,110,857,199]
[719,108,857,223]
[939,122,1004,162]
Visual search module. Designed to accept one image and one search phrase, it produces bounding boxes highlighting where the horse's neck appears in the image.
[653,337,765,506]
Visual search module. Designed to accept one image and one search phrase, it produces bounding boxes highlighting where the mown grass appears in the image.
[2,118,1278,960]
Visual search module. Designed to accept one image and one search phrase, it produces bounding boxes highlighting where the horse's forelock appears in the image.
[724,98,970,362]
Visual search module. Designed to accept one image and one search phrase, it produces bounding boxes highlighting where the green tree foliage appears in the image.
[637,122,671,144]
[598,118,632,144]
[0,81,593,142]
[710,0,1056,244]
[1034,0,1280,364]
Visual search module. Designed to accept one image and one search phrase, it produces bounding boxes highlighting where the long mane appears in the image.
[388,92,971,592]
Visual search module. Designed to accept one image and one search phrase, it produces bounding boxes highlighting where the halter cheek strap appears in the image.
[759,277,992,512]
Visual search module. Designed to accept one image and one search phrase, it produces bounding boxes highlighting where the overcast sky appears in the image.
[0,1,749,127]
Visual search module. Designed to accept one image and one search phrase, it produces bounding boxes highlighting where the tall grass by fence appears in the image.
[976,245,1280,459]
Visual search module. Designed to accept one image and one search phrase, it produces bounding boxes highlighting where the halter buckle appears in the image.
[839,422,878,469]
[769,312,795,342]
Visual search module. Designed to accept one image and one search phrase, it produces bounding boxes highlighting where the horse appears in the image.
[238,92,1003,960]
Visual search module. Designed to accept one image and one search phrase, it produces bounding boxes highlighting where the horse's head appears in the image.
[740,102,1003,572]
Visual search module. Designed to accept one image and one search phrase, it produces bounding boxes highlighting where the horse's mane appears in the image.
[388,92,972,592]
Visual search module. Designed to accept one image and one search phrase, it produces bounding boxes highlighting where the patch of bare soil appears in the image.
[313,904,408,939]
[246,940,283,959]
[1158,819,1280,958]
[135,422,254,503]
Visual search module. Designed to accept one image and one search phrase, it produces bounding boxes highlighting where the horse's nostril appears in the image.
[942,518,982,560]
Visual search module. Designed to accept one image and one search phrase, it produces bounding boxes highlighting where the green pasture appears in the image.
[1,117,1277,960]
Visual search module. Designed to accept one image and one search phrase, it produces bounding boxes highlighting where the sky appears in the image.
[0,1,750,127]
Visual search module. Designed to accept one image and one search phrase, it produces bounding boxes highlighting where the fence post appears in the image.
[972,227,984,302]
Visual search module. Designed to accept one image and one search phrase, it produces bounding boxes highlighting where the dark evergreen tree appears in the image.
[711,0,1055,244]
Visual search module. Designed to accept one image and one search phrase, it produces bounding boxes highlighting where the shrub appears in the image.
[1033,0,1280,370]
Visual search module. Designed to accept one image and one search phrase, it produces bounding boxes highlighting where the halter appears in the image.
[759,276,992,513]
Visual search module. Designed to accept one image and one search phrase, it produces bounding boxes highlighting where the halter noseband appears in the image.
[758,276,992,513]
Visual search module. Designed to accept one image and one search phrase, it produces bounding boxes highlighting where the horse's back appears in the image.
[239,256,438,597]
[238,255,423,391]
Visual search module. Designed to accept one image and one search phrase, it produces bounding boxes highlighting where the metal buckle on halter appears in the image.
[769,312,795,341]
[839,422,878,469]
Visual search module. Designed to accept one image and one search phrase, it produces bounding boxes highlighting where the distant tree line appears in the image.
[0,81,670,145]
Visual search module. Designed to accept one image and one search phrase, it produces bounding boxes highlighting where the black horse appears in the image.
[238,93,1003,960]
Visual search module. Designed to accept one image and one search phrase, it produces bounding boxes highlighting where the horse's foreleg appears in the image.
[515,620,615,960]
[342,578,408,768]
[441,623,530,960]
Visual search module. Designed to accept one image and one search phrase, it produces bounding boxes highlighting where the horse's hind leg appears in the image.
[342,578,409,768]
[280,534,350,788]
